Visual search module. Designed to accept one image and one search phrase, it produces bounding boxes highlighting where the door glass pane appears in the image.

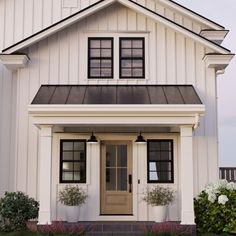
[106,168,116,190]
[117,168,127,191]
[117,145,127,167]
[106,145,116,167]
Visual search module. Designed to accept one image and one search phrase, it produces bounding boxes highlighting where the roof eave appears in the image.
[159,0,225,30]
[1,0,230,55]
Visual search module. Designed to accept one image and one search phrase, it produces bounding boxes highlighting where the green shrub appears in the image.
[0,191,39,232]
[194,180,236,234]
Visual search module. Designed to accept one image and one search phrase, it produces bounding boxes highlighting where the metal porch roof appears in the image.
[31,85,202,105]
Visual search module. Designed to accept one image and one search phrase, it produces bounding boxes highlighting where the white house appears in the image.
[0,0,234,226]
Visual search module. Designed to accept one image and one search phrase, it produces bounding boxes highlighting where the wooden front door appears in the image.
[101,141,133,215]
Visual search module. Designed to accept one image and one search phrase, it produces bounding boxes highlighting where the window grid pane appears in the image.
[88,38,113,78]
[120,38,145,78]
[147,140,174,183]
[60,140,86,183]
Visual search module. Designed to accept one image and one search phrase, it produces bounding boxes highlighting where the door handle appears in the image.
[128,174,132,193]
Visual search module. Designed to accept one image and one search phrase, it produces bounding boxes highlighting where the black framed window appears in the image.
[60,140,86,183]
[120,38,145,78]
[147,140,174,183]
[88,38,113,78]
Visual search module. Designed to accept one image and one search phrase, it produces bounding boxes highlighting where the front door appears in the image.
[101,141,133,215]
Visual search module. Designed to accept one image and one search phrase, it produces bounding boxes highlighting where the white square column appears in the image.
[180,125,195,225]
[38,125,53,225]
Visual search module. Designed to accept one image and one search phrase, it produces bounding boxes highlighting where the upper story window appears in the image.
[88,38,113,78]
[147,140,174,183]
[120,38,145,78]
[60,140,86,183]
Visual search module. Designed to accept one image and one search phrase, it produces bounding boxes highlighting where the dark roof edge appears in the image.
[167,0,225,29]
[2,0,230,53]
[2,0,105,53]
[129,0,230,53]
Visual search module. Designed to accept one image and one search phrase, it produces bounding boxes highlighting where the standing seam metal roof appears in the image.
[31,85,202,105]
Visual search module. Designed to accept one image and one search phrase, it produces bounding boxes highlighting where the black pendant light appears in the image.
[135,132,146,143]
[87,132,98,143]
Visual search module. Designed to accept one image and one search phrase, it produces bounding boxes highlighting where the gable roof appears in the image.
[1,0,230,54]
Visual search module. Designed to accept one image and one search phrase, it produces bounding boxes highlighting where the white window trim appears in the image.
[82,32,149,83]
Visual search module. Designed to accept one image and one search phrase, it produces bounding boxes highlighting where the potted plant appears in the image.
[143,186,174,222]
[58,185,87,222]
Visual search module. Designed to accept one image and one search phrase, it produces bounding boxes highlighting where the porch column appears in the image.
[180,125,195,225]
[38,125,53,225]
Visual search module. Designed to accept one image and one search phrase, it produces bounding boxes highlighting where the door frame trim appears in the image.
[100,140,133,215]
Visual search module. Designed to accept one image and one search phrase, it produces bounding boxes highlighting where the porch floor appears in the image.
[28,221,196,235]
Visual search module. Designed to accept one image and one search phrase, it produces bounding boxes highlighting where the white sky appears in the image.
[175,0,236,167]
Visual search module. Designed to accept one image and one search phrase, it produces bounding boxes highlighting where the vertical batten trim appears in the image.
[184,37,187,84]
[164,27,167,84]
[22,0,25,38]
[26,59,31,193]
[174,31,177,84]
[15,70,21,191]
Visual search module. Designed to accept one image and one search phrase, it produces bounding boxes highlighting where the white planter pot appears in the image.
[65,206,80,222]
[152,205,167,222]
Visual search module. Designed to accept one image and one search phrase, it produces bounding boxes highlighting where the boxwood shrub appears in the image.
[0,191,39,232]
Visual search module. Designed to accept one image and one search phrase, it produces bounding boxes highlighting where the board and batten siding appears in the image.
[0,0,217,198]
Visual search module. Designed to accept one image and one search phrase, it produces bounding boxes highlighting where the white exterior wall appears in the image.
[0,0,219,217]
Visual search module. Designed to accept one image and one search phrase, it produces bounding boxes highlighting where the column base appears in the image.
[37,211,52,225]
[181,211,195,225]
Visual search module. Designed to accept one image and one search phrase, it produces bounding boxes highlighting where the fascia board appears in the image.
[28,104,205,116]
[2,0,230,54]
[200,30,229,44]
[118,0,229,54]
[28,104,205,129]
[158,0,224,30]
[2,0,114,54]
